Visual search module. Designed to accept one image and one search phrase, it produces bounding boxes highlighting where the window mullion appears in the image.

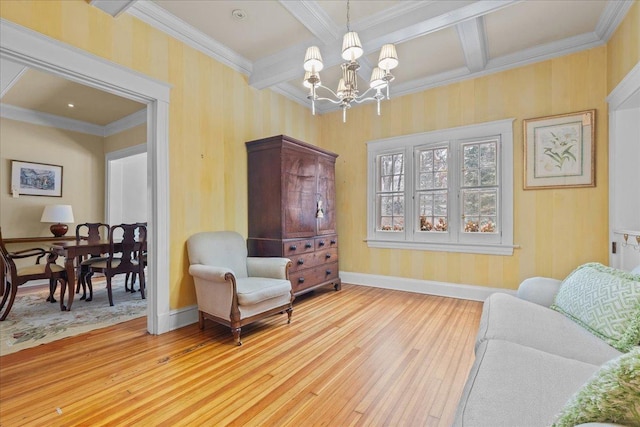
[449,140,460,243]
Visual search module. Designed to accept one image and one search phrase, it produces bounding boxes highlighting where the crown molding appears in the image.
[0,103,104,136]
[0,103,147,137]
[104,108,147,136]
[89,0,137,18]
[0,57,27,98]
[595,0,634,41]
[127,0,252,76]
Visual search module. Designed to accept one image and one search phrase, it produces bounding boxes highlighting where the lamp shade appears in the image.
[41,204,74,223]
[369,67,387,89]
[303,71,321,89]
[378,44,399,71]
[342,31,363,61]
[303,46,324,72]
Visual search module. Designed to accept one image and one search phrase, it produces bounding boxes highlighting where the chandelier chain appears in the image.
[346,0,351,32]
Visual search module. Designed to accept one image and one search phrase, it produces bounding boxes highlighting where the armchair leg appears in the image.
[232,328,242,346]
[198,311,205,330]
[287,307,293,324]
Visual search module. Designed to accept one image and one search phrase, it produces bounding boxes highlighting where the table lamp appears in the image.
[41,204,75,237]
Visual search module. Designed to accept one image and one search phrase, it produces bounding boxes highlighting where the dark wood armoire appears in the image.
[246,135,341,295]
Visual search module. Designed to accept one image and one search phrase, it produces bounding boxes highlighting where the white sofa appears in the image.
[453,272,638,426]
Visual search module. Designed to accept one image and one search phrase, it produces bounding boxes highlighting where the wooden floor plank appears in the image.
[0,284,482,426]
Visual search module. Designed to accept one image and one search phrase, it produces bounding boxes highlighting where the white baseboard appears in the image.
[167,304,199,331]
[158,272,515,332]
[339,271,516,301]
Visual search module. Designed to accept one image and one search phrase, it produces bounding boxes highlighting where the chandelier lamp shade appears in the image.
[303,2,398,123]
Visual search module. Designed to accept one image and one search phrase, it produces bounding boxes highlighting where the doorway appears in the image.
[0,20,171,334]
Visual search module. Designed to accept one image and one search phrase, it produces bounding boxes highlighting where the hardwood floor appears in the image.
[0,284,482,426]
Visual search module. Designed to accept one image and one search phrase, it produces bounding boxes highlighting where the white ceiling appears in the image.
[0,0,634,129]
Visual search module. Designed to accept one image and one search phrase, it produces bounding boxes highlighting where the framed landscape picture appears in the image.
[523,109,595,190]
[11,160,63,197]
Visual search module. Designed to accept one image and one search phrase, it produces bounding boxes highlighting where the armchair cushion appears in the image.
[236,277,292,306]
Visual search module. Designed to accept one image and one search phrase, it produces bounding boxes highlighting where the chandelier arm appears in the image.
[353,87,381,102]
[314,96,343,105]
[314,84,343,101]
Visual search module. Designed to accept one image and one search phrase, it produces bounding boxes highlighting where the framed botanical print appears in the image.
[523,109,595,189]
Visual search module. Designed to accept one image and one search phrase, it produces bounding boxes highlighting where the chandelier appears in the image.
[303,0,399,122]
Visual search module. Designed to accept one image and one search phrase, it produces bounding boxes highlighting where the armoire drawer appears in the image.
[283,239,315,256]
[290,262,339,293]
[288,248,338,273]
[314,235,338,251]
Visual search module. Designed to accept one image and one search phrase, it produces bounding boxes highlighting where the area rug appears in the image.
[0,277,146,356]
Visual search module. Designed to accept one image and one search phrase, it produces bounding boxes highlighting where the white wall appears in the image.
[108,152,147,227]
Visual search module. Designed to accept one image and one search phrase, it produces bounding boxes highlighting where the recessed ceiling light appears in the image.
[231,9,247,21]
[67,103,74,108]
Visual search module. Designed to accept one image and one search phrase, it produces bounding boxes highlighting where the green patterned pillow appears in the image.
[553,347,640,427]
[551,262,640,352]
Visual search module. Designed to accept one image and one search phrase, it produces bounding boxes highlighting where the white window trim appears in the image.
[366,118,515,256]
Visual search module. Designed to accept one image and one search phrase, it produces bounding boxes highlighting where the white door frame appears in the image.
[0,19,172,334]
[607,61,640,268]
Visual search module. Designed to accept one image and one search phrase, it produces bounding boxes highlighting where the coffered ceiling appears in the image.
[0,0,634,128]
[128,0,632,114]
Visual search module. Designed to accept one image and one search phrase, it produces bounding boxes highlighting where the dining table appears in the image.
[50,239,145,312]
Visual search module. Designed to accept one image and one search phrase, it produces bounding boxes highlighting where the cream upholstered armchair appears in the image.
[187,231,293,345]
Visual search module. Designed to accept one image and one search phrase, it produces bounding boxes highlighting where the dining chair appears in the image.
[75,222,109,301]
[124,222,147,293]
[0,227,68,320]
[85,223,147,306]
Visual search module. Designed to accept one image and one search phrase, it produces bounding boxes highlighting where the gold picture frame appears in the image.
[523,109,595,190]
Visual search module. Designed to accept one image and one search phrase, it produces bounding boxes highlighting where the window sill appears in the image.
[365,239,517,256]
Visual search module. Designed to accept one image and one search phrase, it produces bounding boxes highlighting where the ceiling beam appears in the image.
[456,17,488,73]
[279,0,341,44]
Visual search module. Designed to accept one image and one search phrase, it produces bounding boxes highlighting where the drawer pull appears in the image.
[305,242,313,249]
[297,259,304,265]
[325,270,332,275]
[330,239,337,245]
[318,240,325,247]
[298,277,305,283]
[325,253,331,259]
[289,245,297,251]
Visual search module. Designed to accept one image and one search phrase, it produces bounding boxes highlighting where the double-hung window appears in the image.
[367,119,515,255]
